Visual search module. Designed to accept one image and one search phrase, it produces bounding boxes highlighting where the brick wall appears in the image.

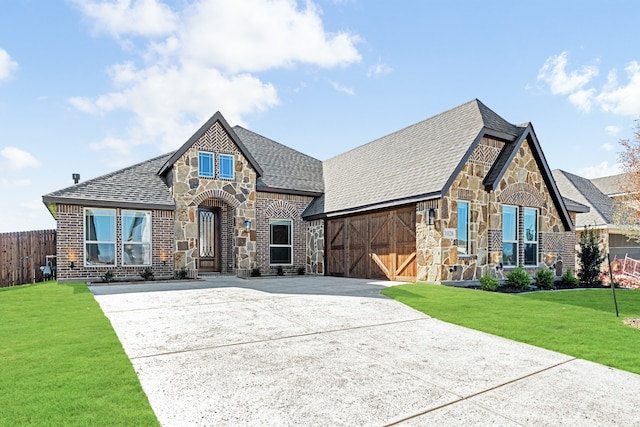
[255,192,315,275]
[55,204,174,282]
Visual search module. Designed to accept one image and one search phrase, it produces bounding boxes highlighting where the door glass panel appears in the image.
[199,210,215,257]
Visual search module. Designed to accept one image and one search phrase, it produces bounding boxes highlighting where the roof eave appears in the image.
[256,184,324,198]
[41,196,175,212]
[316,192,441,220]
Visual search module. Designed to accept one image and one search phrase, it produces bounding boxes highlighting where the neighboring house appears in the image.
[554,170,640,261]
[43,99,580,283]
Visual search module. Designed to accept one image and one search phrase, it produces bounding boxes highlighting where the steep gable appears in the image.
[158,112,263,177]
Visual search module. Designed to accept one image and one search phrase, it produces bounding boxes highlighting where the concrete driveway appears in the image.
[91,276,640,426]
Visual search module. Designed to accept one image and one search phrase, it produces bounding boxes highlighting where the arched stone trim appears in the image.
[499,183,545,208]
[264,200,299,218]
[190,189,241,208]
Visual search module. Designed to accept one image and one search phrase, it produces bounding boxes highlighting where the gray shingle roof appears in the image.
[43,153,175,212]
[591,173,627,196]
[313,99,524,217]
[552,169,613,227]
[233,126,324,195]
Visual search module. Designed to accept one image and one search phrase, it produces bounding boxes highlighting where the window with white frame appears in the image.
[269,219,292,265]
[523,207,538,266]
[502,205,518,266]
[85,208,116,266]
[198,151,214,178]
[219,154,234,180]
[122,211,152,266]
[457,201,469,255]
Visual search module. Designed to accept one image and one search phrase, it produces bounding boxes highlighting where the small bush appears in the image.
[506,266,531,290]
[297,266,306,275]
[561,268,579,287]
[250,267,261,277]
[535,267,554,290]
[101,271,114,283]
[140,267,154,281]
[480,274,499,292]
[276,266,284,276]
[175,267,188,280]
[577,225,605,286]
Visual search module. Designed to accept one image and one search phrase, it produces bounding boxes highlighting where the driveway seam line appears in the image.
[128,317,429,360]
[382,357,578,426]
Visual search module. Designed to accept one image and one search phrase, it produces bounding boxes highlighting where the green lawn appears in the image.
[0,282,158,426]
[382,283,640,375]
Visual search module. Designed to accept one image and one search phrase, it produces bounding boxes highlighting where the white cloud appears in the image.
[537,51,598,95]
[605,125,621,136]
[330,80,354,95]
[70,0,178,37]
[0,147,40,170]
[538,52,640,118]
[70,0,362,158]
[578,161,622,179]
[595,62,640,117]
[367,60,392,78]
[0,48,18,81]
[602,143,614,151]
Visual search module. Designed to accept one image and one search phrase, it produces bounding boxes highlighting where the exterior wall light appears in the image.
[244,219,251,233]
[427,208,436,226]
[69,249,77,269]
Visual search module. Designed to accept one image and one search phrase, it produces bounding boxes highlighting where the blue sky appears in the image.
[1,0,640,232]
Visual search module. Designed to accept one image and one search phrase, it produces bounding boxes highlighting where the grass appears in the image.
[382,283,640,375]
[0,282,159,426]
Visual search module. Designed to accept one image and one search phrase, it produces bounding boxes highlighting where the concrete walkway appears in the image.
[91,276,640,426]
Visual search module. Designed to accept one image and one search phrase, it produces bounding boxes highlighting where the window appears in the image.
[122,211,152,266]
[270,219,292,265]
[85,208,116,266]
[524,208,538,266]
[502,205,518,266]
[219,154,234,180]
[457,201,469,255]
[198,151,214,177]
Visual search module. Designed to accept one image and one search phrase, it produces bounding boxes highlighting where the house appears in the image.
[553,170,640,261]
[43,99,581,283]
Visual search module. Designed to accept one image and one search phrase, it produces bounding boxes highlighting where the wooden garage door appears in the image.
[327,206,416,281]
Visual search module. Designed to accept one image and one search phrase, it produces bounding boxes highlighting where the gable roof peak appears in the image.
[157,111,263,176]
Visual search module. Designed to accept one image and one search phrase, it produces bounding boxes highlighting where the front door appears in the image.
[198,207,220,272]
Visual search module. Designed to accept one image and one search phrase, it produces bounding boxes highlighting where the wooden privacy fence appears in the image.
[0,230,56,287]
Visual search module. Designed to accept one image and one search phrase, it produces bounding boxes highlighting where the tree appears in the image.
[577,225,605,286]
[614,119,640,240]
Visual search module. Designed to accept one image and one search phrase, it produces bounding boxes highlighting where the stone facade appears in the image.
[416,137,571,282]
[306,219,324,274]
[255,192,314,275]
[171,121,257,277]
[55,204,174,282]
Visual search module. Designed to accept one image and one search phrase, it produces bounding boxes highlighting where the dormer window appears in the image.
[199,152,214,178]
[219,154,234,180]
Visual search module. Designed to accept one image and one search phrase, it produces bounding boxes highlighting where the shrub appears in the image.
[297,266,306,275]
[561,268,579,287]
[480,274,499,292]
[140,267,154,281]
[276,266,285,276]
[577,225,605,286]
[535,267,554,290]
[101,271,114,283]
[175,267,188,280]
[506,266,531,290]
[250,267,261,277]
